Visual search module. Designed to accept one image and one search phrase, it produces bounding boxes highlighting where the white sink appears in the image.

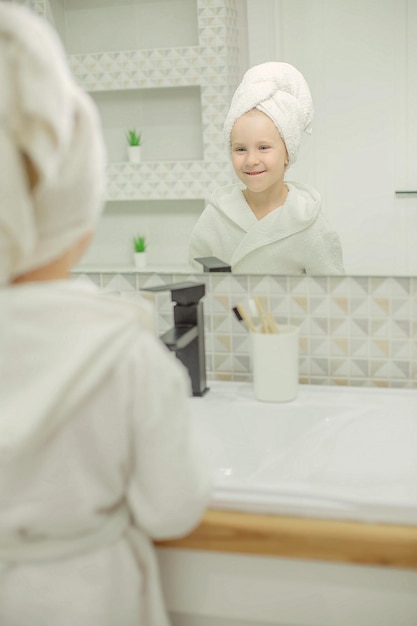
[189,381,417,524]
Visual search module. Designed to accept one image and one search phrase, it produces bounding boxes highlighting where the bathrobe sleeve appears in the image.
[304,224,345,275]
[125,334,211,540]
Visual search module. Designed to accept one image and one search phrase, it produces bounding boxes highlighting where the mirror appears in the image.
[61,0,416,276]
[237,0,417,277]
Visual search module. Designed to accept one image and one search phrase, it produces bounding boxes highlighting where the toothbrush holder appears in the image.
[251,325,299,403]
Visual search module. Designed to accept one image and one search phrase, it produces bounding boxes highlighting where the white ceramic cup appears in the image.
[251,325,299,403]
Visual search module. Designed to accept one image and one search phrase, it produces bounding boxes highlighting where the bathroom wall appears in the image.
[74,270,417,389]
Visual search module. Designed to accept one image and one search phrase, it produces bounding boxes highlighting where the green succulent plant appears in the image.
[133,234,146,253]
[126,129,142,146]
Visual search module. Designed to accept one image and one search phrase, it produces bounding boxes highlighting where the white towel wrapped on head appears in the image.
[0,3,106,285]
[223,61,314,167]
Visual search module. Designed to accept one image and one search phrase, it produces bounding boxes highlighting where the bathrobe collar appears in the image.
[209,181,321,266]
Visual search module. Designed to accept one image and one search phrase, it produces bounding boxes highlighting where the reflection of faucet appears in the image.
[142,282,209,397]
[195,256,231,272]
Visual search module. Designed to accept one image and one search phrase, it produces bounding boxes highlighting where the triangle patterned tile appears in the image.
[269,276,289,294]
[232,355,251,373]
[212,314,231,333]
[330,358,349,376]
[309,296,328,315]
[299,336,309,356]
[290,296,308,315]
[157,313,173,334]
[390,318,411,339]
[391,277,411,297]
[371,297,390,317]
[310,317,329,335]
[213,334,231,352]
[350,360,369,377]
[371,338,389,357]
[269,296,290,319]
[288,276,309,294]
[370,360,390,378]
[410,277,417,296]
[74,273,101,288]
[118,274,136,291]
[213,353,233,373]
[391,298,411,318]
[331,337,349,355]
[209,274,232,293]
[310,358,329,375]
[329,318,349,336]
[230,275,249,294]
[295,317,309,335]
[370,277,390,296]
[310,336,330,356]
[350,318,369,336]
[232,333,250,353]
[351,338,369,357]
[101,274,122,290]
[389,361,410,379]
[308,276,328,295]
[330,296,349,315]
[139,274,169,289]
[299,356,310,376]
[350,298,370,317]
[370,318,389,337]
[328,276,349,294]
[248,275,271,293]
[391,339,411,359]
[350,277,370,296]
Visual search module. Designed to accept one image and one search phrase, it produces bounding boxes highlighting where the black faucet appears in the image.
[142,281,209,397]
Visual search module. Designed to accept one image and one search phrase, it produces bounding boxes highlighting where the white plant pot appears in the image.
[133,251,147,269]
[128,146,142,163]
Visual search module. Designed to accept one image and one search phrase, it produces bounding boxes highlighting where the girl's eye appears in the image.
[234,147,246,153]
[259,145,270,151]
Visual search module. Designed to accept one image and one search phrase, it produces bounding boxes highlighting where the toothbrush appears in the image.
[235,304,257,332]
[266,310,278,333]
[253,296,270,334]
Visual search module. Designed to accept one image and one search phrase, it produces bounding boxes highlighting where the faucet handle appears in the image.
[142,281,205,306]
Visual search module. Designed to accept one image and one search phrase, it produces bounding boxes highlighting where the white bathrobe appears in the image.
[189,182,345,274]
[0,280,211,626]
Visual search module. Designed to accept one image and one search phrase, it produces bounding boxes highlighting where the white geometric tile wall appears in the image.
[73,271,417,390]
[30,0,241,201]
[106,161,232,200]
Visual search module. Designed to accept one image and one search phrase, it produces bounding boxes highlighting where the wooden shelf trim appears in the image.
[155,509,417,570]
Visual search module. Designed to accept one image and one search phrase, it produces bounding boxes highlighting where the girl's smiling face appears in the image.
[230,109,288,195]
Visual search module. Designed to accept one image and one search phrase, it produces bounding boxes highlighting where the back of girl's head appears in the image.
[0,4,106,285]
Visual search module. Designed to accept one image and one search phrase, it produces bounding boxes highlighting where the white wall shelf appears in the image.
[68,47,204,91]
[89,86,204,164]
[106,160,232,201]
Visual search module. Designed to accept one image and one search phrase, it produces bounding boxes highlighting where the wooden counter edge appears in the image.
[155,509,417,570]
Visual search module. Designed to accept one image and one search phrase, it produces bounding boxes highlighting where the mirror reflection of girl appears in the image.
[189,62,345,275]
[0,5,210,625]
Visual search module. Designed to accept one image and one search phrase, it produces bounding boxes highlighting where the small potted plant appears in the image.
[126,129,142,163]
[132,234,147,269]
